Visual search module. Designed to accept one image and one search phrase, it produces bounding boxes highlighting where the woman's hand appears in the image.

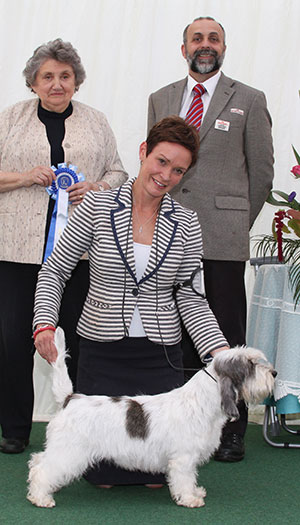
[210,345,230,357]
[23,166,56,187]
[34,329,58,364]
[0,166,56,192]
[67,180,110,205]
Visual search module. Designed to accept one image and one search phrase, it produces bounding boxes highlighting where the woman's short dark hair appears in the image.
[23,38,86,90]
[146,116,200,168]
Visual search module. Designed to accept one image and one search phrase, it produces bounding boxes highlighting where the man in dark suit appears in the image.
[147,16,274,461]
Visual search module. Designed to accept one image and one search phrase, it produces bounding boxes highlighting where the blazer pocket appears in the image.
[156,300,177,312]
[215,196,249,211]
[155,306,181,338]
[86,295,112,309]
[155,302,181,332]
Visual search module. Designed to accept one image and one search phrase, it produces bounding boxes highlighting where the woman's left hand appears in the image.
[210,346,230,357]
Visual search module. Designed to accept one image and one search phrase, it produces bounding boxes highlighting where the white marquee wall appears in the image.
[0,0,299,418]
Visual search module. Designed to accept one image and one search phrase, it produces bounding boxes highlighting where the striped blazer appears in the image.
[34,178,228,360]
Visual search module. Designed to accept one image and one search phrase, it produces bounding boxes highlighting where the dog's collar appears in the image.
[202,368,217,383]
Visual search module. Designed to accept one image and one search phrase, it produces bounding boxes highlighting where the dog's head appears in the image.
[211,347,276,420]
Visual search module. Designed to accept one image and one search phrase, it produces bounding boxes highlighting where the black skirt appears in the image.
[76,336,184,485]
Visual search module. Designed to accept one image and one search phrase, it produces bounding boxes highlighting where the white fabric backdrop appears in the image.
[1,0,300,419]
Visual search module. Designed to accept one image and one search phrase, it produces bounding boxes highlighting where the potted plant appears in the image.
[255,147,300,305]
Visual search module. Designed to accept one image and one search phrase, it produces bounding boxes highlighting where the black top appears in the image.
[37,101,73,259]
[38,101,73,166]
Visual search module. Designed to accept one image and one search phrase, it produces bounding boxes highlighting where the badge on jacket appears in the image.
[215,119,230,132]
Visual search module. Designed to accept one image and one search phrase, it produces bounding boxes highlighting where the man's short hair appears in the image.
[183,17,226,45]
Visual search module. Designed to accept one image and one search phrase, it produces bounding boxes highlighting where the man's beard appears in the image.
[186,48,225,74]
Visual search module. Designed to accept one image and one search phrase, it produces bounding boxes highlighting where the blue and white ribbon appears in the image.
[44,163,85,262]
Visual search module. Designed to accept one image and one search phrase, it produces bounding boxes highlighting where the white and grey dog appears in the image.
[27,328,276,508]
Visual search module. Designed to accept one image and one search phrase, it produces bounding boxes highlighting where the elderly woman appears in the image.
[0,39,127,454]
[33,116,229,487]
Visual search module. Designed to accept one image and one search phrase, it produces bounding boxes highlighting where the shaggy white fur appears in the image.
[27,328,276,508]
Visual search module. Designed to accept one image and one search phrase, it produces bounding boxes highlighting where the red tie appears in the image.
[185,84,206,130]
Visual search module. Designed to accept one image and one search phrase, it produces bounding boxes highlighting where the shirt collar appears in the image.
[187,70,221,98]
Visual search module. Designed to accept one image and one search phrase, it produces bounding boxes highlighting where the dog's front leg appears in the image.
[167,456,206,508]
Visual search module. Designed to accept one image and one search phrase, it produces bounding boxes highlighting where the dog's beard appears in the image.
[186,48,225,74]
[241,364,275,404]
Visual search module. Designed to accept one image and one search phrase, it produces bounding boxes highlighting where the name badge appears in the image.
[215,119,230,132]
[231,108,244,116]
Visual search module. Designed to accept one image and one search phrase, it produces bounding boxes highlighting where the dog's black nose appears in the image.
[272,370,277,378]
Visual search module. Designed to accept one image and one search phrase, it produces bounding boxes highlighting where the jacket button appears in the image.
[132,288,139,296]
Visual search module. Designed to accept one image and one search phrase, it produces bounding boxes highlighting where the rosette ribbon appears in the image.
[44,163,85,261]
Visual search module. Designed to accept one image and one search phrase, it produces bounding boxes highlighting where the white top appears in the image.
[179,71,221,120]
[128,242,151,337]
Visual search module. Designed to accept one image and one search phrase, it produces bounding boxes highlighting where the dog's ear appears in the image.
[220,377,240,420]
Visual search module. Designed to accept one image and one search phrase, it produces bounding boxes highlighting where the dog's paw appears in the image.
[27,493,56,508]
[174,493,206,508]
[195,486,206,498]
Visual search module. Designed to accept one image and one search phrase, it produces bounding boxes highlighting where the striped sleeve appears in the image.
[33,192,96,328]
[175,212,228,360]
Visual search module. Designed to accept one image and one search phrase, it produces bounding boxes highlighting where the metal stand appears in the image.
[263,406,300,448]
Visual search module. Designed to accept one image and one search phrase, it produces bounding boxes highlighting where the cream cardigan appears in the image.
[0,98,127,264]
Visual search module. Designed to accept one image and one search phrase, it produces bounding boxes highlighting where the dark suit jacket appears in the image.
[148,73,274,261]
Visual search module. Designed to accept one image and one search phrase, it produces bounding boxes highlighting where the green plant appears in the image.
[255,235,300,305]
[255,146,300,306]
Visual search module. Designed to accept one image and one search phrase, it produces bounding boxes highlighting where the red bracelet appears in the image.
[33,325,56,341]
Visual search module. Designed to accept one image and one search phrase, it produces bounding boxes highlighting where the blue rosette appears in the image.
[44,163,85,261]
[46,163,85,199]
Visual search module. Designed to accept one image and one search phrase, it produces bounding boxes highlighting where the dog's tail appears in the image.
[51,327,73,406]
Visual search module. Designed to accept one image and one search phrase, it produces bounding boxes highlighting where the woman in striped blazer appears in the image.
[33,116,229,486]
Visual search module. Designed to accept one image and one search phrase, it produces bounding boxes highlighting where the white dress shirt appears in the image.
[179,71,221,121]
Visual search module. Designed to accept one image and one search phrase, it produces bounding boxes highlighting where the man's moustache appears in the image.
[193,49,217,59]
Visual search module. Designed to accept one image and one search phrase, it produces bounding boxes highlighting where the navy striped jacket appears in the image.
[34,178,228,360]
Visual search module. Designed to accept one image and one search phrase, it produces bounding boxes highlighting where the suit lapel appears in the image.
[200,73,235,141]
[110,179,137,285]
[168,78,187,115]
[140,194,178,286]
[169,74,236,143]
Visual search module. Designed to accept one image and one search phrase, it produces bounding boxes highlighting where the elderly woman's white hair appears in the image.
[23,38,86,91]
